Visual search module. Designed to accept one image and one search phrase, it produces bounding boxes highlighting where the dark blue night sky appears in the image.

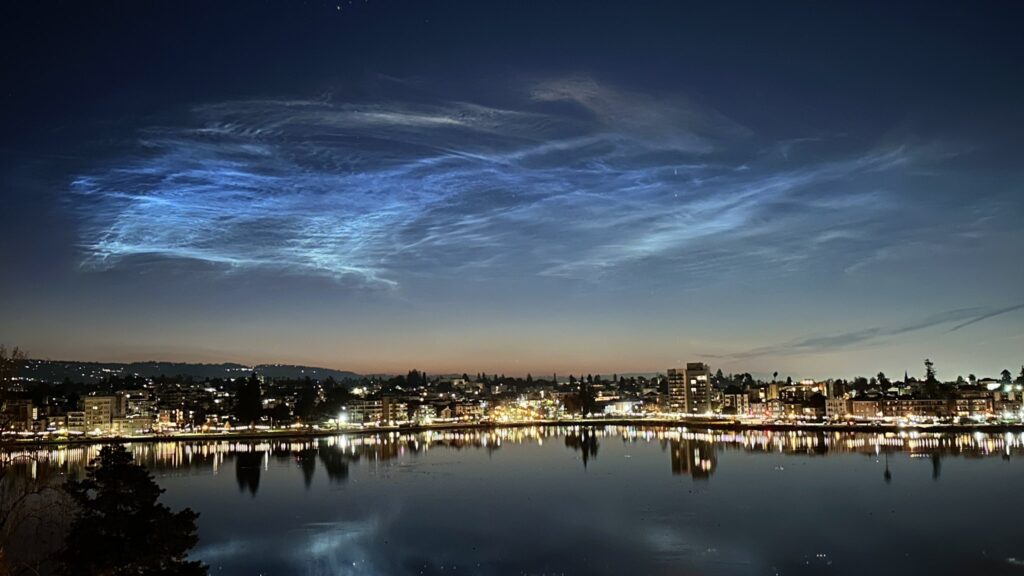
[2,1,1022,377]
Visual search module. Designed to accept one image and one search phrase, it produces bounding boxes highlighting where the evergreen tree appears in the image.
[60,444,206,575]
[234,373,262,425]
[294,379,318,422]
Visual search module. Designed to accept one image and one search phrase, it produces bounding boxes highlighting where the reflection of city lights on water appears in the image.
[5,426,1024,478]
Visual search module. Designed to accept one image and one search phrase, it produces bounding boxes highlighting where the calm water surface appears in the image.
[34,427,1024,575]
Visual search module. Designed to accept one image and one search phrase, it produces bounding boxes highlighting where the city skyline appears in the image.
[3,2,1023,378]
[12,351,1023,386]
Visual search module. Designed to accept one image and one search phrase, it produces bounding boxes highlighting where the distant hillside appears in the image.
[252,364,361,381]
[19,359,360,384]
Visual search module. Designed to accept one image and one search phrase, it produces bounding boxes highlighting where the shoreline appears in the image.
[7,417,1024,448]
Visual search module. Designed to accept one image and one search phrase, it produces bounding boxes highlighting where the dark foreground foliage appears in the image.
[60,445,207,576]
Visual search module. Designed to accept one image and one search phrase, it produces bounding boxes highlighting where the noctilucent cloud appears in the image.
[1,2,1022,378]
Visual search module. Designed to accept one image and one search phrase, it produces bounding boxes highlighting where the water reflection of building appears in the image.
[669,439,717,479]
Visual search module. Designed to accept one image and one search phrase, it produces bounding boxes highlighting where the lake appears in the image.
[25,426,1024,575]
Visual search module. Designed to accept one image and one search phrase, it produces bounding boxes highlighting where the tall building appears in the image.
[684,362,712,414]
[84,395,122,431]
[381,396,408,424]
[667,363,712,414]
[666,369,687,412]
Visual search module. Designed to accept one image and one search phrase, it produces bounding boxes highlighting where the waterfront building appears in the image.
[65,411,86,432]
[84,395,124,432]
[825,398,850,419]
[899,399,952,419]
[111,416,154,435]
[954,397,994,418]
[347,400,383,424]
[346,398,408,425]
[721,389,749,415]
[684,363,712,414]
[850,398,881,419]
[881,398,902,418]
[666,369,686,413]
[382,397,408,424]
[666,363,712,414]
[603,400,642,416]
[453,401,484,421]
[414,404,437,424]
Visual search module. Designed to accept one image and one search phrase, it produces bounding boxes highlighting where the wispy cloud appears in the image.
[947,303,1024,332]
[69,77,947,288]
[715,304,1024,359]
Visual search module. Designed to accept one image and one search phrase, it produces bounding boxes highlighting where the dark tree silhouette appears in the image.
[294,379,318,422]
[297,449,317,489]
[924,359,937,384]
[0,345,68,575]
[234,452,262,496]
[60,444,207,575]
[562,384,598,416]
[234,373,262,425]
[318,444,355,484]
[564,428,600,469]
